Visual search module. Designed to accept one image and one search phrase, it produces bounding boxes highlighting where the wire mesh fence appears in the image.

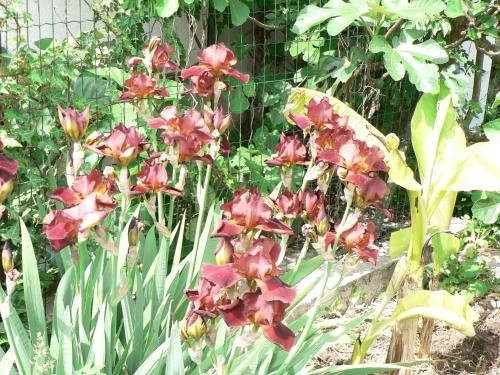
[1,0,414,245]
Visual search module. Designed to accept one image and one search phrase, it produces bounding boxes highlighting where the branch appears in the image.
[248,16,285,30]
[384,19,404,40]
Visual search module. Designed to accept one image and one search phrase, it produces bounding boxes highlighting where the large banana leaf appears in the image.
[374,290,478,338]
[283,87,421,191]
[411,85,500,227]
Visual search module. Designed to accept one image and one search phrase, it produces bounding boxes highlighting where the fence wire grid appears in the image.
[1,0,414,255]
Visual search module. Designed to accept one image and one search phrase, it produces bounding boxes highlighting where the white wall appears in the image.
[3,0,93,49]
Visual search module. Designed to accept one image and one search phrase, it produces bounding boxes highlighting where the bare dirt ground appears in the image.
[314,293,500,374]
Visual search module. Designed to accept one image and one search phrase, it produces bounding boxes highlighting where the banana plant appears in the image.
[352,83,500,368]
[283,86,499,369]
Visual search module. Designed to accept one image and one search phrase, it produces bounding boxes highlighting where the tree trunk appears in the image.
[418,273,440,357]
[386,274,421,375]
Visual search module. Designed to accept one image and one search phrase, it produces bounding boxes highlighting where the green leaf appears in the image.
[0,348,16,374]
[389,227,411,258]
[386,149,421,191]
[436,141,500,193]
[369,32,448,93]
[310,361,425,375]
[229,88,249,114]
[20,219,47,343]
[441,67,469,106]
[326,0,369,37]
[483,119,500,142]
[292,1,369,36]
[282,255,323,285]
[410,84,466,225]
[471,191,500,224]
[431,232,461,272]
[135,341,170,375]
[165,326,184,375]
[388,290,478,336]
[292,5,338,34]
[155,0,179,18]
[92,67,127,85]
[383,0,445,21]
[213,0,229,12]
[493,91,500,109]
[0,130,22,148]
[444,0,465,18]
[88,302,108,370]
[72,75,108,104]
[0,286,34,375]
[34,37,53,50]
[229,0,250,26]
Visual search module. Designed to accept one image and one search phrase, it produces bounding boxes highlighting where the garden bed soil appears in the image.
[314,293,500,374]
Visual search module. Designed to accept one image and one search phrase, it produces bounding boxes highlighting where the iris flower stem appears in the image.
[294,237,310,270]
[118,167,130,234]
[167,166,177,231]
[157,191,164,225]
[281,199,351,371]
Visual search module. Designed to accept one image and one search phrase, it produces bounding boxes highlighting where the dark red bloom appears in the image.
[218,291,295,351]
[85,124,150,166]
[51,170,116,207]
[300,190,328,225]
[0,153,18,204]
[267,134,309,167]
[120,71,169,100]
[212,188,293,237]
[185,277,228,317]
[130,162,183,196]
[128,38,178,72]
[149,106,213,145]
[219,140,231,155]
[271,189,302,220]
[214,238,234,265]
[150,43,178,72]
[181,43,249,96]
[328,139,388,199]
[203,106,232,135]
[62,193,117,232]
[183,71,217,97]
[289,97,348,132]
[43,211,79,251]
[232,237,282,280]
[325,221,378,265]
[57,106,90,142]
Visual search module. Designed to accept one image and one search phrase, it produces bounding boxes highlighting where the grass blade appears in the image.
[20,218,47,343]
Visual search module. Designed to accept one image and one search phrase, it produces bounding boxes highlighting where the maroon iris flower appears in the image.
[128,39,178,72]
[43,193,117,251]
[289,97,348,132]
[120,71,169,100]
[267,134,309,168]
[203,106,232,135]
[43,211,79,251]
[0,146,18,204]
[271,189,302,220]
[51,170,116,207]
[130,162,183,196]
[212,187,293,237]
[325,220,378,265]
[319,137,389,206]
[198,236,296,351]
[57,106,90,142]
[149,106,213,145]
[218,291,295,351]
[85,124,150,166]
[181,43,249,97]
